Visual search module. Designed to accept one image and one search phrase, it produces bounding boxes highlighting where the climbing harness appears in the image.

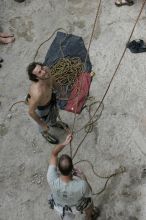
[48,194,56,209]
[48,194,91,217]
[76,197,91,213]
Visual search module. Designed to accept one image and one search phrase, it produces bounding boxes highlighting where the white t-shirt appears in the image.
[47,165,91,207]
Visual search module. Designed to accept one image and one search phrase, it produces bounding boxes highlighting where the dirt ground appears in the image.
[0,0,146,220]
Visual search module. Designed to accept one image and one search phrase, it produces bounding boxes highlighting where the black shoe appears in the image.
[126,39,146,53]
[0,58,3,63]
[42,132,59,144]
[14,0,26,2]
[0,58,3,67]
[52,121,69,130]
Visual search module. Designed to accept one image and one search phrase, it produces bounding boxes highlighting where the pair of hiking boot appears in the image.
[42,121,69,144]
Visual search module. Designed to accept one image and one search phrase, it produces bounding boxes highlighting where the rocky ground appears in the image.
[0,0,146,219]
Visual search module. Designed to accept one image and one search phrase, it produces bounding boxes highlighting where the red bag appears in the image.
[65,72,92,114]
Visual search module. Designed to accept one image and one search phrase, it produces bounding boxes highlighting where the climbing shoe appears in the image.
[42,132,59,144]
[51,121,69,130]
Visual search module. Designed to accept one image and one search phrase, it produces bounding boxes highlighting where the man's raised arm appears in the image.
[49,134,72,166]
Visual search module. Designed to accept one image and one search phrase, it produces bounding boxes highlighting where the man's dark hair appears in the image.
[58,154,73,176]
[27,62,43,82]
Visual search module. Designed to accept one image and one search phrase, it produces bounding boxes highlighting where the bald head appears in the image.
[58,154,73,176]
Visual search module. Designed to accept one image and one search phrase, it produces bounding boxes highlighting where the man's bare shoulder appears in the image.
[29,83,43,101]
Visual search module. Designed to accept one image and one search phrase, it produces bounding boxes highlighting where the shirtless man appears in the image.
[27,62,68,144]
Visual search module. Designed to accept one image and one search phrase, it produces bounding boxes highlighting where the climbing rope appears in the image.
[85,0,146,127]
[67,0,146,195]
[33,28,68,62]
[9,100,26,111]
[74,160,126,195]
[50,57,83,87]
[74,99,104,133]
[67,1,103,164]
[71,0,146,160]
[84,0,102,68]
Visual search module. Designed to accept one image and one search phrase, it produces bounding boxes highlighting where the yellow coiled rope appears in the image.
[50,57,83,88]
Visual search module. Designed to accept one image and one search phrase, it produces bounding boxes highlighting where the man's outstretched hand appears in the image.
[62,133,73,146]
